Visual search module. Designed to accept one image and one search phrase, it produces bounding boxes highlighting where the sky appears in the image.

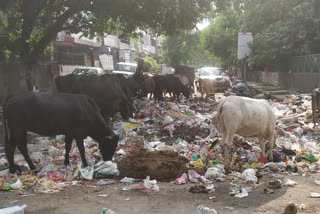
[196,19,210,31]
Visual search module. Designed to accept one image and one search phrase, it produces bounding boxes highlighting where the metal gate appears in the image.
[291,54,320,73]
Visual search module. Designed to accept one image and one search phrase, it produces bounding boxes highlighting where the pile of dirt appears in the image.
[117,150,189,181]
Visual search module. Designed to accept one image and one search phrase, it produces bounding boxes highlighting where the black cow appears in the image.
[112,73,144,114]
[153,74,190,100]
[55,74,131,120]
[3,92,119,173]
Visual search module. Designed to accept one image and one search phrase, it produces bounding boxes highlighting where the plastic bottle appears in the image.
[197,205,219,214]
[101,208,116,214]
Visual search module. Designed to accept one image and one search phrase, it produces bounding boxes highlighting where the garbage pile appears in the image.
[0,93,320,204]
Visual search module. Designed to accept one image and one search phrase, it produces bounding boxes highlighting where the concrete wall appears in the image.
[0,63,59,104]
[0,63,59,146]
[259,71,320,93]
[260,72,279,87]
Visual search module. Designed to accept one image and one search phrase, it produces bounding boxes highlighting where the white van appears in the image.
[113,62,138,77]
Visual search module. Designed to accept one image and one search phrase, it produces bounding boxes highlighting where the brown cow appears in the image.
[312,88,320,126]
[198,79,216,100]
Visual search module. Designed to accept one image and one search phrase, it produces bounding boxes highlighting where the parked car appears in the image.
[113,62,138,77]
[71,67,104,76]
[195,67,232,91]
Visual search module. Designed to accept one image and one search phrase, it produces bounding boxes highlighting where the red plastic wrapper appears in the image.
[258,156,268,164]
[46,171,64,181]
[174,177,188,185]
[174,173,188,185]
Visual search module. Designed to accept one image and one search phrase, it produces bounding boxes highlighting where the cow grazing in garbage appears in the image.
[215,96,276,172]
[198,79,216,100]
[3,92,119,173]
[140,73,155,99]
[153,74,190,100]
[312,88,320,126]
[55,74,131,120]
[112,73,144,114]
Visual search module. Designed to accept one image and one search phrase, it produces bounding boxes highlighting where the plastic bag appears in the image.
[241,169,257,183]
[275,138,292,149]
[121,177,136,184]
[10,179,23,190]
[0,204,27,214]
[79,165,94,180]
[188,170,212,184]
[163,116,174,126]
[134,176,159,193]
[191,159,204,168]
[246,151,258,163]
[46,171,64,181]
[37,165,56,176]
[94,161,119,178]
[174,173,188,185]
[304,142,318,154]
[0,180,11,191]
[234,188,248,198]
[204,167,225,181]
[283,179,297,187]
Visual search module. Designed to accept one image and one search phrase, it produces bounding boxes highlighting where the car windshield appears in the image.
[115,64,137,73]
[72,68,98,75]
[200,68,221,76]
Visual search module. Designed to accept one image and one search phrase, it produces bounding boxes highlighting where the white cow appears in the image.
[215,96,277,172]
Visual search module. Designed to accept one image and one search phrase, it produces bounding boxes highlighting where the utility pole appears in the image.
[243,0,247,84]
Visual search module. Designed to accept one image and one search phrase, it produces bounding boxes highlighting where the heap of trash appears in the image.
[0,92,320,203]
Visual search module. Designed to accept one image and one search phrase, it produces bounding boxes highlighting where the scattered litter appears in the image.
[120,177,136,184]
[234,188,248,198]
[197,205,219,214]
[283,179,297,187]
[174,173,188,185]
[101,208,117,214]
[96,180,116,186]
[98,194,109,198]
[0,204,27,214]
[310,192,320,198]
[189,185,208,193]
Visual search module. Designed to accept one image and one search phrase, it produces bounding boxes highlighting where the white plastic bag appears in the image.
[204,167,225,181]
[283,179,297,187]
[10,179,23,190]
[241,168,257,183]
[94,161,120,177]
[0,204,27,214]
[79,164,94,180]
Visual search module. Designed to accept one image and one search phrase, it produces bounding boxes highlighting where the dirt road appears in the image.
[1,174,319,214]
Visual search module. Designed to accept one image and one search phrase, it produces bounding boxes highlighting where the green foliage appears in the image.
[136,56,159,74]
[200,0,320,70]
[200,6,242,70]
[247,0,320,69]
[162,31,213,67]
[0,0,211,64]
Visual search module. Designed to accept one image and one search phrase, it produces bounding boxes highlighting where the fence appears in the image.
[291,54,320,73]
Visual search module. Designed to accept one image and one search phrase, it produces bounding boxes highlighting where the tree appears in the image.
[0,0,211,65]
[247,0,320,69]
[200,6,242,70]
[136,56,159,74]
[162,31,213,67]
